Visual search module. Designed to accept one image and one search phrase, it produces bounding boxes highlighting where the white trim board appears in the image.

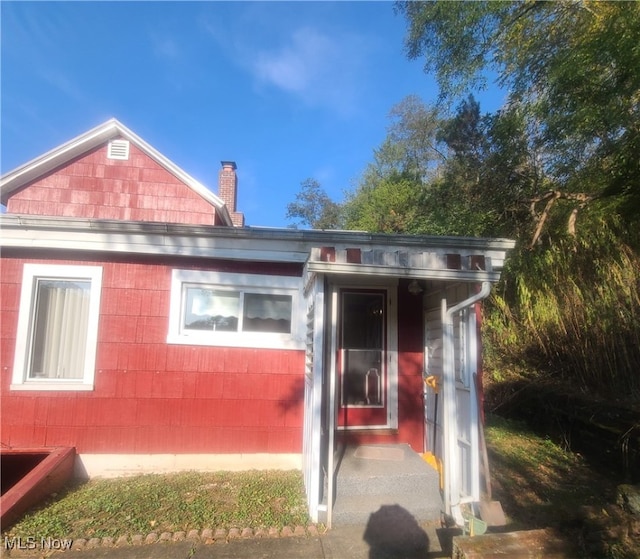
[11,264,103,391]
[167,269,306,350]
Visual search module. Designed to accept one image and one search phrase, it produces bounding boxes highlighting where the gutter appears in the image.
[0,214,516,252]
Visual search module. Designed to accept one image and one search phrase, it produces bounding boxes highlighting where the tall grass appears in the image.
[484,229,640,401]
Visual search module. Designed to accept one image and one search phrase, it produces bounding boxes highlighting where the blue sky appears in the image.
[1,1,504,227]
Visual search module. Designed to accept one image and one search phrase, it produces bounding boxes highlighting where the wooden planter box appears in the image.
[1,447,75,529]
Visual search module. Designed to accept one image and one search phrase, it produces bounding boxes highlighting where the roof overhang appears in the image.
[0,215,516,285]
[302,243,506,287]
[0,119,233,226]
[305,261,502,283]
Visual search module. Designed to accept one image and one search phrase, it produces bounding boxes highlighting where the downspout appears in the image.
[325,286,339,529]
[442,281,491,525]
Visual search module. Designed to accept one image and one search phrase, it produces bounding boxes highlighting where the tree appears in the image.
[285,178,342,230]
[341,96,445,234]
[379,95,446,182]
[396,0,640,246]
[342,172,429,234]
[343,94,524,237]
[433,95,492,235]
[395,1,640,400]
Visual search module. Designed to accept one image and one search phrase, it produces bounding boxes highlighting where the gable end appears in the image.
[0,119,234,226]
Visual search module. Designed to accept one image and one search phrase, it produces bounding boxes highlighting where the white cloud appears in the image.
[3,4,86,103]
[147,30,191,92]
[250,26,367,116]
[199,5,372,117]
[254,28,333,93]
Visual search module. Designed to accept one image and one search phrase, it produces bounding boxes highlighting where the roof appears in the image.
[0,118,233,226]
[0,214,516,283]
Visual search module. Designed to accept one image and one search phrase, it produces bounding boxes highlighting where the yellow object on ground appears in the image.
[420,451,443,490]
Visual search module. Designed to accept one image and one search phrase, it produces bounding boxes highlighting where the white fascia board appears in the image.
[0,119,232,226]
[1,119,120,196]
[0,226,310,263]
[305,260,502,283]
[296,232,515,253]
[0,215,514,254]
[0,216,514,269]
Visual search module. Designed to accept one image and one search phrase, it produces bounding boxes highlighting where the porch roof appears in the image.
[304,245,506,284]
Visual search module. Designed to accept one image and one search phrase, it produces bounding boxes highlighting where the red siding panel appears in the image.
[95,371,118,398]
[1,254,306,455]
[181,373,198,399]
[1,254,426,457]
[133,371,155,399]
[96,343,119,370]
[136,318,166,345]
[5,143,219,225]
[46,398,79,426]
[0,254,304,453]
[197,348,226,374]
[194,370,224,398]
[397,282,426,451]
[115,371,138,398]
[9,425,35,447]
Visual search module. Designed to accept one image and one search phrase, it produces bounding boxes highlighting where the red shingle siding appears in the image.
[0,255,304,454]
[5,143,222,226]
[396,280,427,451]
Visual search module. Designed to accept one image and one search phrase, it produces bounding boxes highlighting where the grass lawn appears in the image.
[3,470,310,540]
[4,417,638,558]
[486,414,640,559]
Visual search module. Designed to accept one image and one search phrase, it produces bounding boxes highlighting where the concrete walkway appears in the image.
[6,521,458,558]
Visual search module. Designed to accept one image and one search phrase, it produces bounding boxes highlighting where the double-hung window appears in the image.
[11,264,103,391]
[168,270,304,349]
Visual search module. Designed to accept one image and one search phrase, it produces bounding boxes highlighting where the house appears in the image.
[0,119,514,526]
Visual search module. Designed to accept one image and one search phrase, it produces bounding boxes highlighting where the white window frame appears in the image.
[11,264,103,391]
[168,269,305,350]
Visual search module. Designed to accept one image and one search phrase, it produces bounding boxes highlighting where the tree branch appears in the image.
[523,190,596,247]
[529,191,561,248]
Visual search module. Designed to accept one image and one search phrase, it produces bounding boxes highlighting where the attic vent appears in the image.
[107,139,130,160]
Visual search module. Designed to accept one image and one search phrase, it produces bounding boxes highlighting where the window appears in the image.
[168,270,304,349]
[243,293,292,333]
[184,288,240,332]
[11,264,102,391]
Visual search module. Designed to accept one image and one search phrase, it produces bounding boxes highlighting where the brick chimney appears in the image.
[218,161,244,227]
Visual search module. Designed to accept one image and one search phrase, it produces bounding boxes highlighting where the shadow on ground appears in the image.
[362,505,455,559]
[363,505,428,559]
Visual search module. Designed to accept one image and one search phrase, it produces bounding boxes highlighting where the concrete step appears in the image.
[332,492,443,525]
[332,444,443,525]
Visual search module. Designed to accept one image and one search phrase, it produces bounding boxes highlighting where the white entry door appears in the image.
[441,297,481,524]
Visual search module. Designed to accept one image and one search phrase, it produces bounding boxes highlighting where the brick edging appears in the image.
[68,524,322,551]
